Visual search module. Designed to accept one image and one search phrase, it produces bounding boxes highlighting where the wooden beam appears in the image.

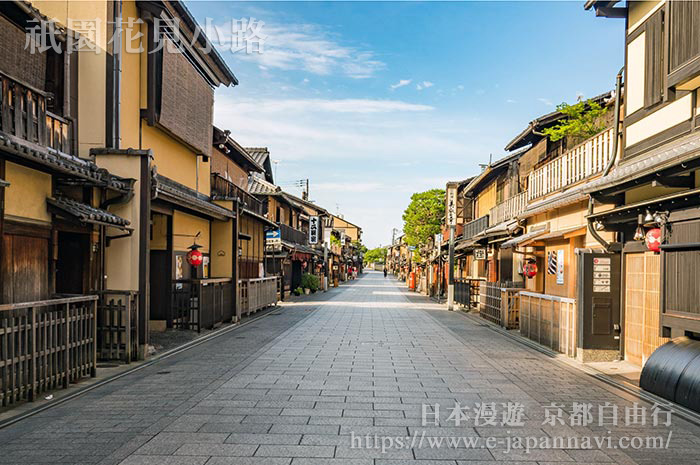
[563,226,588,239]
[651,175,694,189]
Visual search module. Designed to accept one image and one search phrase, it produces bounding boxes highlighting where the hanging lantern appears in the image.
[645,228,662,253]
[523,259,538,279]
[187,244,204,266]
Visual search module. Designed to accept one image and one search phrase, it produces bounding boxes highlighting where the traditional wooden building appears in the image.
[585,0,700,371]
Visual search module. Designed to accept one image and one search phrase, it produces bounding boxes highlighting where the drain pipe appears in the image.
[588,66,624,251]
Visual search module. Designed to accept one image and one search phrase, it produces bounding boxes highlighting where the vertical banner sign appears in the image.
[446,185,458,227]
[556,249,565,285]
[309,215,319,244]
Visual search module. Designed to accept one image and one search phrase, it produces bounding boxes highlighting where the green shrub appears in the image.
[294,287,303,296]
[300,273,320,292]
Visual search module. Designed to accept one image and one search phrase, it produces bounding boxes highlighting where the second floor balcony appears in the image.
[0,73,72,154]
[527,127,616,201]
[278,222,307,245]
[462,214,489,238]
[211,173,264,215]
[490,191,527,226]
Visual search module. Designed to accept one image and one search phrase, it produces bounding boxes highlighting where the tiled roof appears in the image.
[48,197,130,228]
[245,147,270,166]
[0,134,132,192]
[248,175,278,195]
[153,174,234,221]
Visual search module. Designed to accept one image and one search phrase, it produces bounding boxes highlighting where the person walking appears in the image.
[383,268,388,278]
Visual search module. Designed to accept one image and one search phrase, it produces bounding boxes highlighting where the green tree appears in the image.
[402,189,445,248]
[542,98,609,144]
[363,247,386,265]
[352,240,368,256]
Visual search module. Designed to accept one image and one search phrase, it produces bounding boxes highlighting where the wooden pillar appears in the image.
[233,201,240,322]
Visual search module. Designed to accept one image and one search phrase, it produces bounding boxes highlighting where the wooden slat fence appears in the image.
[455,278,484,310]
[520,291,577,357]
[95,290,138,363]
[239,277,279,316]
[172,279,234,332]
[0,295,97,406]
[479,282,522,328]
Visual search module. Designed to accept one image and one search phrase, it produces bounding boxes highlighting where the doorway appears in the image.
[56,231,89,295]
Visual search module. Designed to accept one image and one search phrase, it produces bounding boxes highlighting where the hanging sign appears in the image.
[446,185,458,227]
[309,215,320,244]
[556,249,565,285]
[474,248,486,260]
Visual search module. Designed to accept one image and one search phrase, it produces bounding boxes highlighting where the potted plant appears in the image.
[301,273,320,294]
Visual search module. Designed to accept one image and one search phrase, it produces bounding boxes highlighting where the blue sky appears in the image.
[188,1,625,248]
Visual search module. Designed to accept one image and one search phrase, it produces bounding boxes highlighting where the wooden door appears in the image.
[624,252,669,367]
[1,233,49,303]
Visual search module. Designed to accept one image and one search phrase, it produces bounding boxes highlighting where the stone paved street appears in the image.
[1,272,700,465]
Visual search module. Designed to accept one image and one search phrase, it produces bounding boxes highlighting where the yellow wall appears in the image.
[150,213,168,251]
[210,201,233,277]
[241,216,264,260]
[120,0,143,149]
[95,154,142,291]
[173,211,210,253]
[475,182,497,218]
[32,0,108,157]
[142,125,209,194]
[4,163,52,223]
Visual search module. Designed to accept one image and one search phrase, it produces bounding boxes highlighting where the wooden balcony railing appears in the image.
[0,295,97,406]
[279,222,307,245]
[519,291,577,357]
[462,215,489,239]
[0,73,73,153]
[172,278,234,332]
[95,290,138,363]
[479,282,523,328]
[211,173,264,215]
[239,277,278,316]
[489,191,527,226]
[527,127,615,201]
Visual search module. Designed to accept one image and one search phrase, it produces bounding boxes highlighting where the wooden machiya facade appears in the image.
[586,0,700,371]
[0,1,141,405]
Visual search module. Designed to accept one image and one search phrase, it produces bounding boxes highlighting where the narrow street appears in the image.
[0,272,698,465]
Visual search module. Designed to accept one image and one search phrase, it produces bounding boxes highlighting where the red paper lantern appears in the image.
[645,228,662,253]
[186,248,203,266]
[523,260,538,279]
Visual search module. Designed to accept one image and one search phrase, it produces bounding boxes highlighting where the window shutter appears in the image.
[669,1,700,74]
[644,9,664,108]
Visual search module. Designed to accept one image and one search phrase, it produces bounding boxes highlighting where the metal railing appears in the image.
[527,128,615,201]
[479,282,523,328]
[210,173,264,215]
[462,215,489,239]
[279,222,307,245]
[239,277,278,316]
[489,191,527,226]
[172,278,234,332]
[95,290,138,363]
[0,295,97,406]
[0,73,73,153]
[519,291,577,357]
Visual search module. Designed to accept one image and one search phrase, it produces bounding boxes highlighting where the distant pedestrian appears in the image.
[383,268,388,278]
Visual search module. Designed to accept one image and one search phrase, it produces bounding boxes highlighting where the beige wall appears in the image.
[626,95,693,147]
[628,0,665,34]
[626,33,645,115]
[150,213,168,251]
[475,182,496,218]
[4,162,52,223]
[120,0,143,150]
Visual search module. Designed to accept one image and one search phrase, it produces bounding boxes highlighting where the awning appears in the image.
[501,226,549,249]
[533,225,587,242]
[587,187,700,224]
[480,219,520,240]
[455,238,477,251]
[281,240,322,257]
[153,174,234,221]
[240,207,277,228]
[47,197,131,230]
[585,131,700,194]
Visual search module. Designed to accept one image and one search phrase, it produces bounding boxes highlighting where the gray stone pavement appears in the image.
[1,272,700,465]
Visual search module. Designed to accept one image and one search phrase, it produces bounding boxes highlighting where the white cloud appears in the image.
[416,81,434,91]
[456,85,465,91]
[390,79,412,90]
[208,19,384,78]
[538,97,554,106]
[506,98,517,104]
